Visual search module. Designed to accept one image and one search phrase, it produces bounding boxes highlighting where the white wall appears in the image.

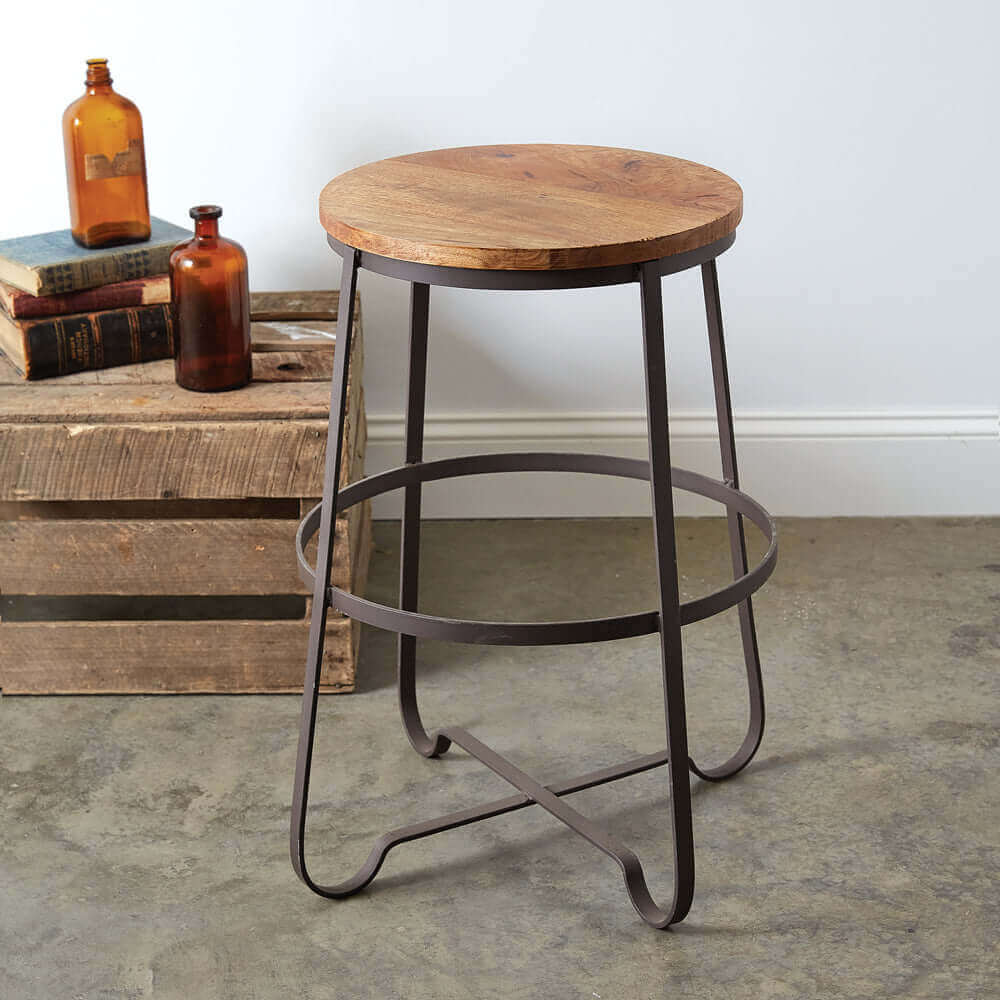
[4,1,999,516]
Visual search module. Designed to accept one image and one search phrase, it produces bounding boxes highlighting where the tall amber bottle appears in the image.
[171,205,252,392]
[63,59,151,248]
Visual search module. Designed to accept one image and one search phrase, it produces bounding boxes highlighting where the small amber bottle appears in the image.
[63,59,151,248]
[171,205,252,392]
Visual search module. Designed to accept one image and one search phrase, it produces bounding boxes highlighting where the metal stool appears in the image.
[290,144,776,927]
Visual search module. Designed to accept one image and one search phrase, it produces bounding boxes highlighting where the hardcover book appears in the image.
[0,303,175,380]
[0,275,170,319]
[0,217,190,297]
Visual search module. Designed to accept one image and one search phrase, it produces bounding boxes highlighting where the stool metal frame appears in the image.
[290,231,776,928]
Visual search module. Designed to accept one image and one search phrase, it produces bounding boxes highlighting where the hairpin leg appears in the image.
[398,282,451,757]
[290,249,360,893]
[688,259,765,782]
[636,259,695,925]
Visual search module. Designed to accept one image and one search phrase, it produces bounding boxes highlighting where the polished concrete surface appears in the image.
[1,517,997,999]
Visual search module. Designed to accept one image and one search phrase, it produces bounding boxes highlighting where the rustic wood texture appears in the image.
[0,356,363,503]
[0,498,301,520]
[1,396,363,503]
[0,289,370,695]
[3,518,302,596]
[0,617,356,693]
[0,419,327,501]
[0,501,372,694]
[252,321,336,353]
[2,509,359,596]
[319,144,742,271]
[250,290,345,322]
[0,363,330,403]
[0,480,371,598]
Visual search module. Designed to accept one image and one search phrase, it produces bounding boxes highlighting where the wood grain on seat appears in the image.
[319,144,742,271]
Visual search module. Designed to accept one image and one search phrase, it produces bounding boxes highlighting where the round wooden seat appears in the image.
[319,144,742,272]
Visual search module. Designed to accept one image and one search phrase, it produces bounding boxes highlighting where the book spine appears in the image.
[22,304,175,380]
[34,244,176,297]
[3,276,171,319]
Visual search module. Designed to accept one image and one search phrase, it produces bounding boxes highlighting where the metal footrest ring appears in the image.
[295,452,777,646]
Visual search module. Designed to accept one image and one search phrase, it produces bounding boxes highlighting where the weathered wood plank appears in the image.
[0,496,370,690]
[0,419,332,501]
[251,320,337,352]
[0,374,334,419]
[3,516,357,596]
[0,617,354,694]
[0,349,363,502]
[0,499,300,520]
[0,373,347,421]
[250,290,343,321]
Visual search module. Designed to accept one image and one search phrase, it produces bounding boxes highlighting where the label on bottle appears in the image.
[84,138,144,181]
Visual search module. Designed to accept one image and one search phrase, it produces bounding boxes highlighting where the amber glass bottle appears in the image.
[63,59,151,248]
[171,206,252,392]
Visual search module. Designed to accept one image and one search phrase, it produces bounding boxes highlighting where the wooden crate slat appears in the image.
[0,375,347,422]
[0,322,362,502]
[0,499,301,520]
[3,516,357,596]
[0,617,354,694]
[251,320,337,352]
[0,419,326,501]
[0,298,365,500]
[0,362,363,503]
[250,290,343,320]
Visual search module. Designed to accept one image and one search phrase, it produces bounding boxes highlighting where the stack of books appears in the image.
[0,217,191,379]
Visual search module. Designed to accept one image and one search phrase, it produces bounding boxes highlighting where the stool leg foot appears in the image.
[398,281,450,758]
[290,250,361,892]
[689,259,766,782]
[638,260,695,925]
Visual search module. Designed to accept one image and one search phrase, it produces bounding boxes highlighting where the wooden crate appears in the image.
[0,290,370,694]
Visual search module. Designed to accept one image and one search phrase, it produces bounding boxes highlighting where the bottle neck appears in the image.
[195,218,219,240]
[85,61,113,94]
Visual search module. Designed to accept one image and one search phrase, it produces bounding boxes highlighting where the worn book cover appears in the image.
[0,274,170,319]
[0,303,175,379]
[0,217,190,296]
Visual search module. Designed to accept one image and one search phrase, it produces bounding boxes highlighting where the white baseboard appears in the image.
[364,410,1000,518]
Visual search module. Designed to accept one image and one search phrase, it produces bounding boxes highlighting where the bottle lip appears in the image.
[87,58,108,65]
[190,205,223,221]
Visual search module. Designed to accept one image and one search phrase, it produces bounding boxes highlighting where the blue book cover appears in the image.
[0,217,191,297]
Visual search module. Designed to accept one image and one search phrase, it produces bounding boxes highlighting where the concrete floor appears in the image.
[1,517,997,999]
